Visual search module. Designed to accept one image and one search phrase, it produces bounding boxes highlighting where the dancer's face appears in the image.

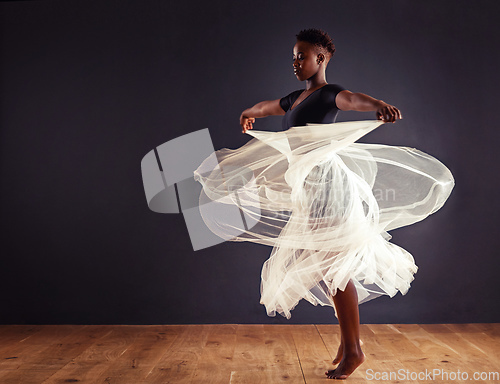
[292,41,323,82]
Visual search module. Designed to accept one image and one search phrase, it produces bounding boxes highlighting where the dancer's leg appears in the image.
[332,335,364,365]
[325,280,365,380]
[333,335,343,364]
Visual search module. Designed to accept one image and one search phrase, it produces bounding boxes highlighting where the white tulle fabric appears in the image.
[194,120,454,319]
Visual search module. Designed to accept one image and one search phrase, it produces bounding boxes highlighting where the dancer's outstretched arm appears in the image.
[336,90,402,123]
[240,99,285,133]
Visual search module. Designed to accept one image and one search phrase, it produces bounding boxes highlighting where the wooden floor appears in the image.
[0,324,498,383]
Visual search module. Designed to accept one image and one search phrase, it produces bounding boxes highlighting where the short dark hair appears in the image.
[296,29,336,58]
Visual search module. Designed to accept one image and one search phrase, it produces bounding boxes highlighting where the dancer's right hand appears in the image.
[240,115,255,133]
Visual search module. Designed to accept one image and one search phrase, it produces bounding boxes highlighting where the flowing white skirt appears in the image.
[194,120,454,319]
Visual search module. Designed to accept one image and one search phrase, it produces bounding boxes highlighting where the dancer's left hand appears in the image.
[376,103,402,123]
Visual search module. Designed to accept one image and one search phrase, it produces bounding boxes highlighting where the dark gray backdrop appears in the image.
[1,0,499,325]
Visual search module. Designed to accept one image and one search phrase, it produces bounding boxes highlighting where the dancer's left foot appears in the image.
[325,349,365,380]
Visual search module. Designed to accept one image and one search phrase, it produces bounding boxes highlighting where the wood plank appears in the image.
[0,325,106,384]
[229,324,303,383]
[0,325,81,370]
[471,323,500,338]
[230,324,271,384]
[291,324,332,384]
[190,324,237,384]
[0,325,45,356]
[444,323,499,362]
[262,325,304,383]
[41,325,147,383]
[399,324,472,384]
[145,325,211,384]
[0,324,497,384]
[357,324,414,383]
[372,324,450,383]
[313,324,341,356]
[91,325,184,383]
[0,325,42,344]
[408,324,494,384]
[445,324,500,369]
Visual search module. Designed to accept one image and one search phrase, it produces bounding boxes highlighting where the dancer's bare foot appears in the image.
[332,339,362,365]
[325,349,365,380]
[328,280,364,379]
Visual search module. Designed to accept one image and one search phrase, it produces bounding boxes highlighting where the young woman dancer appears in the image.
[195,29,454,380]
[240,28,401,379]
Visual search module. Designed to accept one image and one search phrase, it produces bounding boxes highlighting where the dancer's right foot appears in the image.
[326,349,365,380]
[332,339,362,365]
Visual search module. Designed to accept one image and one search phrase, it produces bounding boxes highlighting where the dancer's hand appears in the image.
[240,115,255,133]
[376,103,402,123]
[336,91,402,123]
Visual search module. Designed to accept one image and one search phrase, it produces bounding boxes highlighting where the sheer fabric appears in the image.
[194,120,454,319]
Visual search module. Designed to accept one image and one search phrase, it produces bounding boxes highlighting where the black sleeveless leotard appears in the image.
[279,84,345,131]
